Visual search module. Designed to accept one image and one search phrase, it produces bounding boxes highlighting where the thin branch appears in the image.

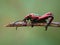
[4,21,60,27]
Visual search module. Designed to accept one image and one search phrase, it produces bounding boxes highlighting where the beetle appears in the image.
[13,12,54,31]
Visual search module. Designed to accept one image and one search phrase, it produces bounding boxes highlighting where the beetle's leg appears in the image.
[13,20,20,30]
[45,16,54,31]
[13,20,20,26]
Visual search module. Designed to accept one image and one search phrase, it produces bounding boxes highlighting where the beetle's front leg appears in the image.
[30,19,34,27]
[31,22,34,27]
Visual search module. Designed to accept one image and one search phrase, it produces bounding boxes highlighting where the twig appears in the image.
[5,21,60,27]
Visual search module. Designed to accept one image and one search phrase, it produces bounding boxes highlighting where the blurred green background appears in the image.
[0,0,60,45]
